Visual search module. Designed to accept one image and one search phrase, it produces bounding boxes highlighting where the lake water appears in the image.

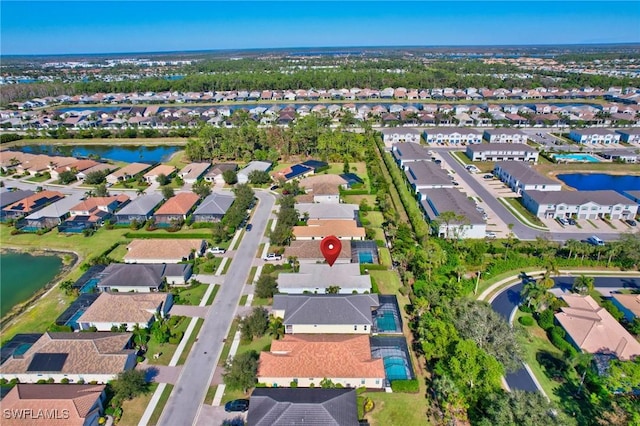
[0,252,63,317]
[557,173,640,195]
[19,145,181,163]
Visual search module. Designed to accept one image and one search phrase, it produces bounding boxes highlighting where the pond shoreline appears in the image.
[0,247,79,330]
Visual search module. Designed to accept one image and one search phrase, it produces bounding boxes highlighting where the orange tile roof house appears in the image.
[143,164,177,183]
[1,384,106,426]
[63,194,130,230]
[124,238,206,263]
[555,294,640,361]
[283,240,352,264]
[293,219,365,241]
[0,332,136,384]
[77,292,172,331]
[179,162,211,184]
[611,293,640,322]
[106,162,151,184]
[257,334,385,389]
[153,192,200,224]
[1,190,65,220]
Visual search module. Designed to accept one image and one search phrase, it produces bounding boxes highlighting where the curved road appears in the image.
[158,191,275,426]
[491,275,640,392]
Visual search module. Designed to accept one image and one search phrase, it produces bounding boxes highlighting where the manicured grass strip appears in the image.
[256,243,265,258]
[362,391,428,426]
[148,384,174,426]
[232,230,245,250]
[500,197,548,229]
[177,318,204,365]
[174,283,209,306]
[378,248,392,268]
[204,385,217,405]
[450,150,473,165]
[119,382,159,426]
[26,174,51,182]
[251,297,270,306]
[124,231,212,239]
[239,294,248,306]
[265,219,273,235]
[221,259,232,274]
[586,219,599,229]
[246,266,258,284]
[205,284,220,306]
[218,320,240,366]
[514,311,562,403]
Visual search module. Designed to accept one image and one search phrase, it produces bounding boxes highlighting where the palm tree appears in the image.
[571,275,594,295]
[268,316,285,340]
[521,280,553,313]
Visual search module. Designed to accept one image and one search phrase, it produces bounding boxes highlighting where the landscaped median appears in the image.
[497,197,549,231]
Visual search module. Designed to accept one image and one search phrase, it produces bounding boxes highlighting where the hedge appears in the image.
[390,379,419,393]
[518,316,534,326]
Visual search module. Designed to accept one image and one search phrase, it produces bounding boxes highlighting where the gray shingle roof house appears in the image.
[494,161,562,195]
[277,263,371,294]
[115,193,164,224]
[404,160,453,190]
[419,188,487,239]
[237,161,272,184]
[272,294,379,334]
[97,263,192,292]
[247,388,359,426]
[20,193,84,230]
[295,203,359,220]
[0,189,34,209]
[192,192,235,222]
[391,142,431,166]
[466,143,539,162]
[522,190,639,220]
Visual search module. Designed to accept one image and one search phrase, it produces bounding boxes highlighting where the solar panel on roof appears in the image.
[284,164,312,179]
[27,353,68,372]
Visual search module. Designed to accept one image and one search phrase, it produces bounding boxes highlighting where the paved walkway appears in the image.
[169,305,209,317]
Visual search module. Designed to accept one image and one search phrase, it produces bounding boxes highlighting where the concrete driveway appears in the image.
[195,405,246,426]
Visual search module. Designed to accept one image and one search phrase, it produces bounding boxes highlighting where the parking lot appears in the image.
[542,215,637,233]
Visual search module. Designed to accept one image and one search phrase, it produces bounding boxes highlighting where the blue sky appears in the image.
[1,1,639,55]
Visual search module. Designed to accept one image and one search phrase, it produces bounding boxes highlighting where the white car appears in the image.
[263,253,282,261]
[485,232,497,239]
[208,247,226,254]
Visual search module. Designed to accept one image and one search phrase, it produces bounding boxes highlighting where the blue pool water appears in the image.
[557,173,640,196]
[358,252,374,263]
[383,357,410,381]
[554,153,600,163]
[80,278,100,293]
[376,312,397,332]
[14,343,33,356]
[65,308,87,330]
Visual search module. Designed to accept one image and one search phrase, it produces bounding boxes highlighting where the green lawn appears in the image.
[501,197,547,228]
[378,248,392,268]
[26,174,51,182]
[362,391,428,426]
[148,384,174,425]
[239,295,248,306]
[204,385,218,405]
[232,230,245,250]
[343,194,376,206]
[514,311,563,403]
[256,243,265,258]
[118,382,159,426]
[236,334,272,357]
[221,258,232,274]
[173,283,209,305]
[108,243,129,261]
[221,387,250,404]
[218,320,239,366]
[145,316,192,366]
[251,297,271,306]
[163,150,188,168]
[246,266,258,284]
[450,151,495,172]
[362,211,384,227]
[369,270,402,294]
[177,318,204,365]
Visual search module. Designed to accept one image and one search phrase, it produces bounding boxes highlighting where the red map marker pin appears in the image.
[320,235,342,267]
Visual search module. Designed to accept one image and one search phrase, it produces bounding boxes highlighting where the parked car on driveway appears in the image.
[557,218,568,226]
[483,174,494,179]
[225,399,249,412]
[626,219,637,227]
[263,253,282,261]
[485,232,497,239]
[208,247,226,254]
[567,218,576,226]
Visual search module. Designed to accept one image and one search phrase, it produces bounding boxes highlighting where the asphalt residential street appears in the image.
[491,275,640,393]
[158,190,275,426]
[437,150,623,243]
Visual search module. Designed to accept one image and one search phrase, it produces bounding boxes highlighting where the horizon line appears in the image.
[3,42,640,58]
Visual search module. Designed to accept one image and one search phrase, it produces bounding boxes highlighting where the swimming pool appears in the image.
[80,278,100,293]
[376,311,398,333]
[358,252,374,263]
[384,356,410,381]
[65,308,87,330]
[554,153,600,163]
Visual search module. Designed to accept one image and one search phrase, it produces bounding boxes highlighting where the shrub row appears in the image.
[124,232,211,239]
[390,379,419,393]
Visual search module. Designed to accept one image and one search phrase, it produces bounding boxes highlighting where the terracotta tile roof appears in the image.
[78,292,170,324]
[0,332,134,376]
[124,238,204,262]
[299,174,348,191]
[70,194,129,213]
[67,159,99,172]
[258,335,384,379]
[312,182,340,196]
[109,162,151,179]
[555,294,640,361]
[1,384,106,426]
[2,190,65,214]
[154,192,200,215]
[611,294,640,318]
[293,219,365,240]
[144,164,177,178]
[283,240,352,261]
